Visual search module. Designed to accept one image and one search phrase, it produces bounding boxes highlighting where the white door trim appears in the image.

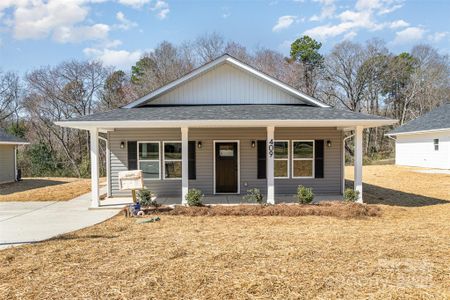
[213,140,240,195]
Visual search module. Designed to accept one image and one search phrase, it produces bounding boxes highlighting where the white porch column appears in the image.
[354,126,363,203]
[106,137,112,198]
[90,128,100,208]
[267,126,275,204]
[181,127,189,205]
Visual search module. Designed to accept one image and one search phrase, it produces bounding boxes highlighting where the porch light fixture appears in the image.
[326,140,332,147]
[120,141,125,149]
[251,140,256,148]
[197,141,202,149]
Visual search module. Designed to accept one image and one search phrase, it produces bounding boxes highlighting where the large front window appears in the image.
[274,141,289,178]
[164,142,182,179]
[138,142,160,179]
[292,141,314,178]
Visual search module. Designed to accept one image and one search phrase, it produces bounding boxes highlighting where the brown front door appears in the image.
[215,142,238,193]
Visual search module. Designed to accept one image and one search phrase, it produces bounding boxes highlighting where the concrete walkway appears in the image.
[0,189,120,250]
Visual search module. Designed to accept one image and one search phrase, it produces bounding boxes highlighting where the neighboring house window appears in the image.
[274,141,289,178]
[434,139,439,151]
[164,141,182,179]
[292,141,314,178]
[138,142,160,180]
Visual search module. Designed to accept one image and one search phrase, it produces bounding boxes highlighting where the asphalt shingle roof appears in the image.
[63,105,390,122]
[388,102,450,135]
[0,129,27,143]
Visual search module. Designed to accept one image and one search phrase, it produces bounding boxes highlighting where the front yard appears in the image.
[0,177,106,201]
[0,165,449,299]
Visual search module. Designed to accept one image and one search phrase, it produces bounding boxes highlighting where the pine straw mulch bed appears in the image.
[1,202,449,299]
[138,202,381,218]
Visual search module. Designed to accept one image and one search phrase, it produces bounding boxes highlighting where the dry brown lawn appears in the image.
[0,177,106,201]
[0,166,449,299]
[346,165,450,205]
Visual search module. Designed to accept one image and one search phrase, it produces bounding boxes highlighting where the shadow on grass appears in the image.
[0,179,67,195]
[49,234,118,242]
[346,180,448,207]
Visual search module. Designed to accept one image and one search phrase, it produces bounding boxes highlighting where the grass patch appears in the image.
[0,177,106,201]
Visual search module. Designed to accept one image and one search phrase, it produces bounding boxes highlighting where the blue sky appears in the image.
[0,0,449,74]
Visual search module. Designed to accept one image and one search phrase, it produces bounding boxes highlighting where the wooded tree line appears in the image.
[1,33,449,177]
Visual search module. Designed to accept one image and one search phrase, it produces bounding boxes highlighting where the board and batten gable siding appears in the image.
[108,127,343,197]
[395,130,450,169]
[149,63,305,105]
[0,145,15,184]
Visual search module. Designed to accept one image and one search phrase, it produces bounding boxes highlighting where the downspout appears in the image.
[342,133,355,194]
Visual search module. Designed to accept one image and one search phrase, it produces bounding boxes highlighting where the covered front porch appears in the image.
[87,124,365,208]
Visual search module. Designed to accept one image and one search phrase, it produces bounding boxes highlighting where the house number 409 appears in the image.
[268,139,274,157]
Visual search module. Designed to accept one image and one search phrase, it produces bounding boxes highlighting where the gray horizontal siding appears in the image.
[108,127,343,198]
[189,128,267,195]
[109,128,181,197]
[275,127,343,195]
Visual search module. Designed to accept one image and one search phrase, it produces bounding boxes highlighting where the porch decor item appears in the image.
[118,170,144,202]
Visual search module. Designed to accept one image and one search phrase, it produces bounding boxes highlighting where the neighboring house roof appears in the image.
[386,102,450,136]
[0,129,28,145]
[123,54,330,109]
[56,104,396,129]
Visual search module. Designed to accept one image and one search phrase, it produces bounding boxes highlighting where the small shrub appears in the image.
[343,188,360,202]
[185,188,203,206]
[243,188,264,204]
[297,185,314,204]
[137,188,159,207]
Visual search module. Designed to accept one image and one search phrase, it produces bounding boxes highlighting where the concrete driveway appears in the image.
[0,190,120,250]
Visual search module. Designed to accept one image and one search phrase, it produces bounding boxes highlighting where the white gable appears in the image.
[150,63,304,105]
[124,55,328,108]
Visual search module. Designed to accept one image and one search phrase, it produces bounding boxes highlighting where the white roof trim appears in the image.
[56,118,396,131]
[385,127,450,136]
[123,54,329,109]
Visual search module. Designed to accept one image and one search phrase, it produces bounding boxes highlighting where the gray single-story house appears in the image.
[56,54,396,207]
[386,102,450,169]
[0,129,28,184]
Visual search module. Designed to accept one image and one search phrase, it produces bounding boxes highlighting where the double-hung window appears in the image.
[434,139,439,151]
[138,142,160,180]
[274,141,289,178]
[292,141,314,178]
[163,141,182,179]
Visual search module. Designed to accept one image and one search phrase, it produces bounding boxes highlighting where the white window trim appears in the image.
[292,140,315,179]
[163,141,182,180]
[274,140,290,179]
[137,141,161,180]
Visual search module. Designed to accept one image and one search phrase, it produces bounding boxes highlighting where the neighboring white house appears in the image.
[0,129,28,184]
[56,54,396,207]
[386,102,450,169]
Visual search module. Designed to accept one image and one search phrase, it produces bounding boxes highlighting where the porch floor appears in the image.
[99,194,343,209]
